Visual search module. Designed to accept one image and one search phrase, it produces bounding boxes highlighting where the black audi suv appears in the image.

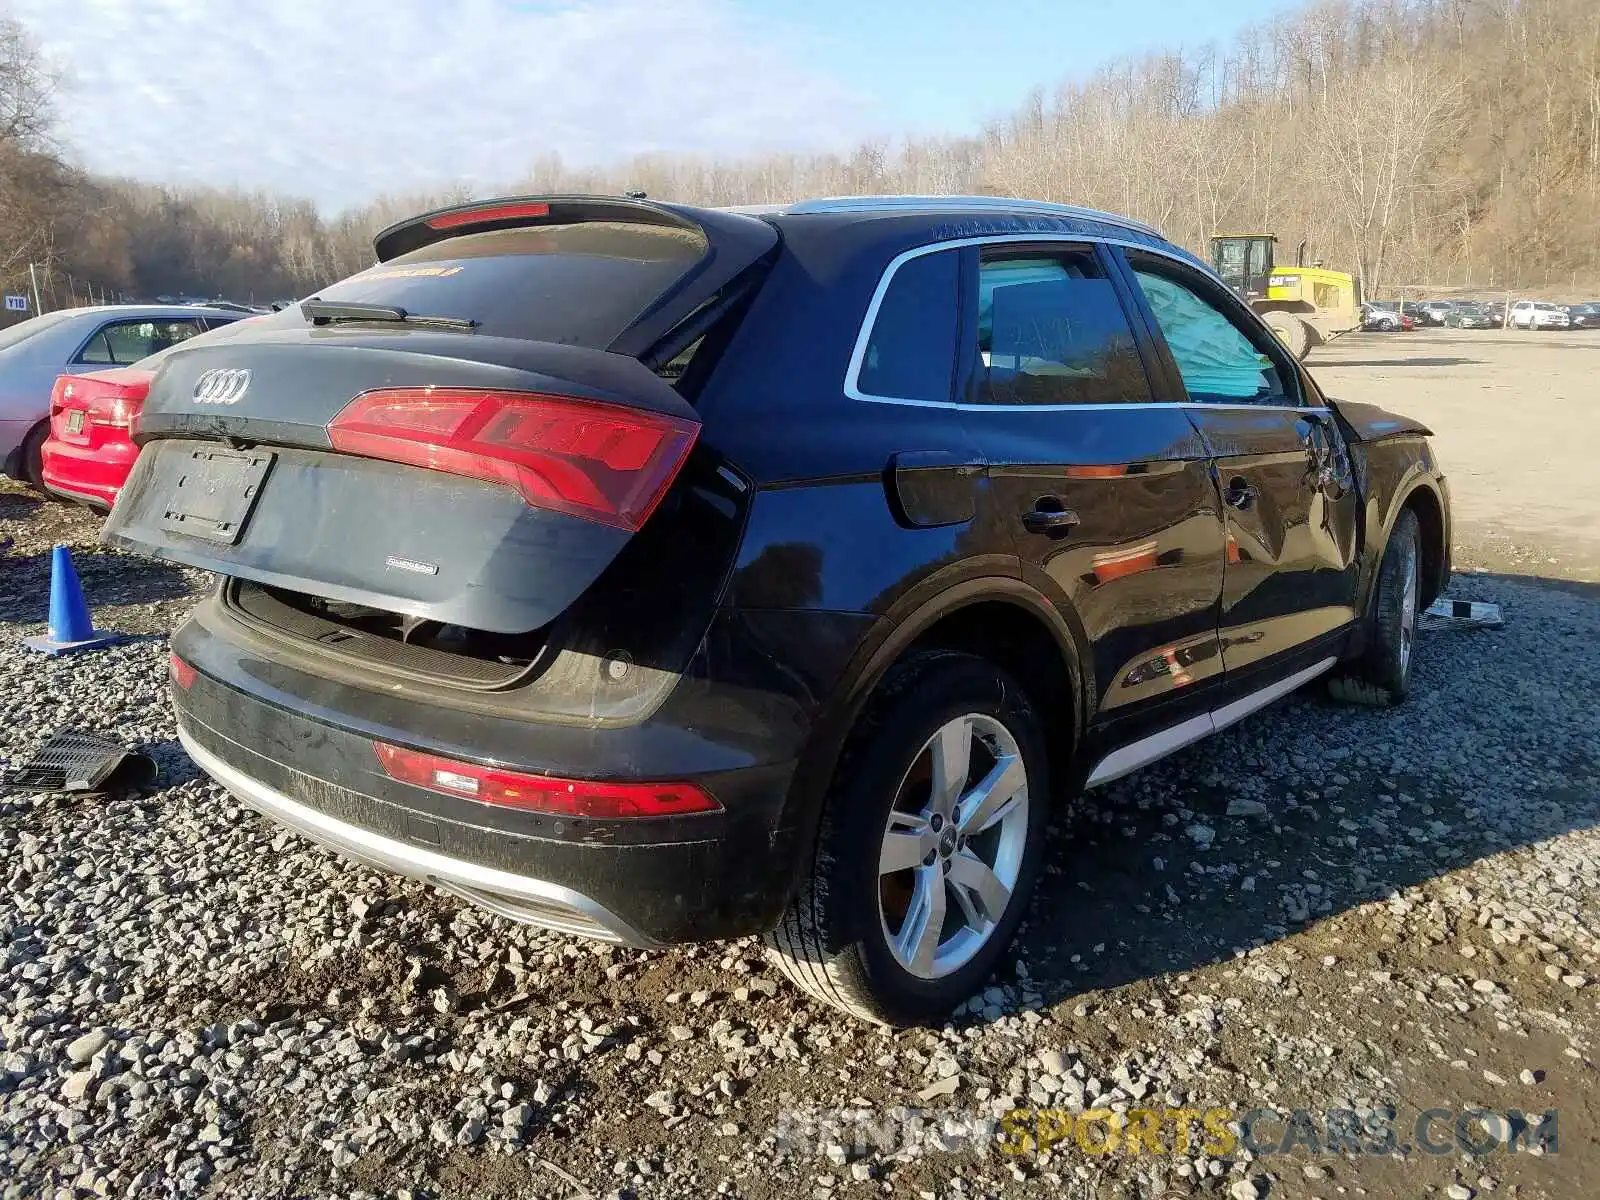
[106,194,1451,1025]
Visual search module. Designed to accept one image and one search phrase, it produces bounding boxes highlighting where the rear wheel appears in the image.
[18,421,48,489]
[1330,508,1421,706]
[765,652,1050,1026]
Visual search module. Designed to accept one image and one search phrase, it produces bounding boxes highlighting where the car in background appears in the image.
[1566,302,1600,328]
[1480,301,1507,326]
[104,193,1453,1025]
[1362,303,1414,331]
[1,305,243,486]
[1417,300,1456,325]
[41,316,262,510]
[1443,304,1495,329]
[1510,300,1570,329]
[40,367,155,509]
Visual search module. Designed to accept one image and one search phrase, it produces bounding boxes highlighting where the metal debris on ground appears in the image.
[1421,598,1505,631]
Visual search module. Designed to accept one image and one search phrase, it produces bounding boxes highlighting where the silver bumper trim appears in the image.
[177,726,660,948]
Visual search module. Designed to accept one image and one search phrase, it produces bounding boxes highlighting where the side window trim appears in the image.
[843,232,1315,412]
[1119,248,1304,408]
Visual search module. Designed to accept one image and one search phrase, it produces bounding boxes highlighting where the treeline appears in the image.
[3,0,1599,308]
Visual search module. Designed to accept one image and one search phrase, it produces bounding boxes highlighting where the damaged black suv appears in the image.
[107,194,1451,1025]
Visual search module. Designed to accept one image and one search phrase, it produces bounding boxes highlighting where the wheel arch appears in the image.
[1400,479,1449,606]
[4,417,49,483]
[772,576,1089,894]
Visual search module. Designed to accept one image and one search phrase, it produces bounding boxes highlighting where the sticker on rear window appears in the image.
[355,265,466,283]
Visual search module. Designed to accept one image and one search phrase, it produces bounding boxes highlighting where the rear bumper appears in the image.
[42,476,114,511]
[40,435,133,508]
[168,602,821,945]
[179,725,659,946]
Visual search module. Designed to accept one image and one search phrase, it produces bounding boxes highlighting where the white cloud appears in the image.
[13,0,868,211]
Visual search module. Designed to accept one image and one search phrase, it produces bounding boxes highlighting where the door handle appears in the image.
[1021,503,1081,536]
[1222,478,1259,510]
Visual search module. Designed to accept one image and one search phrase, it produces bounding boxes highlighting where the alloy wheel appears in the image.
[1398,541,1419,678]
[876,713,1030,980]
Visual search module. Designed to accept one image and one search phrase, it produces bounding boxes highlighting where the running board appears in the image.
[1084,657,1337,788]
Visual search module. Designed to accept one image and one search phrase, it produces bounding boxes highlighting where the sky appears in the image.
[14,0,1304,213]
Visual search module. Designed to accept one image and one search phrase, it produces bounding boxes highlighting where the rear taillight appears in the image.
[371,740,721,819]
[89,391,141,429]
[54,371,152,429]
[326,388,698,532]
[169,652,197,690]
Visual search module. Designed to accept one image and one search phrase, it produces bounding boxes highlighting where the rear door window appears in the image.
[968,249,1150,406]
[76,319,205,365]
[302,223,710,348]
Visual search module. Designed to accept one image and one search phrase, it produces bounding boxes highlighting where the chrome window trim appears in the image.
[843,232,1308,413]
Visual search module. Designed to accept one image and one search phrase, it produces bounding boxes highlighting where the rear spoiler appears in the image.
[373,195,709,261]
[372,194,780,361]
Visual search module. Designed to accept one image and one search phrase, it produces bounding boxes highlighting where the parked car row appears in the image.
[1367,296,1600,330]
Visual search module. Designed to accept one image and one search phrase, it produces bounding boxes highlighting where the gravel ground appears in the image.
[3,397,1599,1200]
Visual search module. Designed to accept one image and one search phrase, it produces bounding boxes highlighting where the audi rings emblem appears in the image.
[192,368,252,405]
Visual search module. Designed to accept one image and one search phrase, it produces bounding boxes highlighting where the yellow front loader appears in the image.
[1209,234,1360,360]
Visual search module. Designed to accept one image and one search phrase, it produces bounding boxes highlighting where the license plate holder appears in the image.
[65,410,84,434]
[159,448,275,545]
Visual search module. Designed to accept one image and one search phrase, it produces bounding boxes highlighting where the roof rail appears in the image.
[782,195,1162,238]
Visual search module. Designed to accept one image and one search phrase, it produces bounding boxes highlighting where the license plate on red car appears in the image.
[65,410,84,434]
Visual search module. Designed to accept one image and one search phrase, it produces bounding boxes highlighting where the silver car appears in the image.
[0,304,244,485]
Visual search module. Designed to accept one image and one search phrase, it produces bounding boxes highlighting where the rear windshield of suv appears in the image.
[302,222,709,348]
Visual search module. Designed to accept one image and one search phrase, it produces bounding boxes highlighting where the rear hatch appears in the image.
[103,197,775,645]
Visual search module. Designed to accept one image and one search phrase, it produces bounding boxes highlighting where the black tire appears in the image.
[1333,508,1421,706]
[17,420,48,488]
[1267,313,1311,359]
[765,651,1051,1026]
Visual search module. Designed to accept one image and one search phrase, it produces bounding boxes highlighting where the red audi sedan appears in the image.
[40,366,157,510]
[41,314,261,509]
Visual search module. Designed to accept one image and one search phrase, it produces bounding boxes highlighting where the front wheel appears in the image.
[1331,508,1421,706]
[766,652,1050,1026]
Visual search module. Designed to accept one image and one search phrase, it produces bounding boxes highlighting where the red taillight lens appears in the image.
[371,740,721,819]
[55,371,152,429]
[89,391,142,429]
[169,652,197,690]
[327,388,698,531]
[425,201,551,230]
